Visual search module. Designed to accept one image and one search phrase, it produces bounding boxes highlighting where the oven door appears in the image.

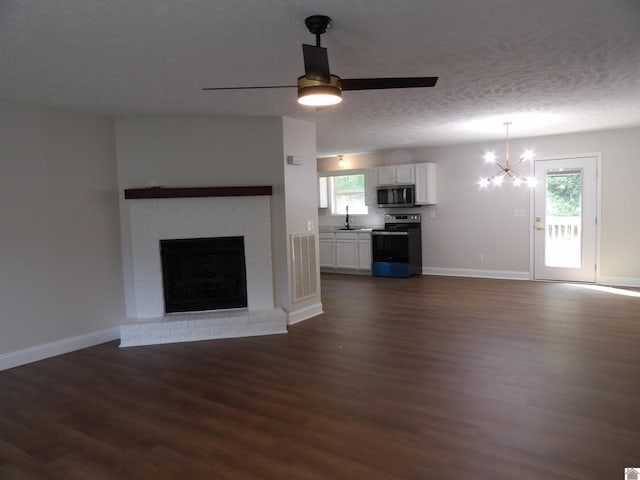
[371,230,411,277]
[372,231,409,263]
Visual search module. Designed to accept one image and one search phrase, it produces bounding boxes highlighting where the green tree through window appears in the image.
[547,171,582,216]
[331,174,368,214]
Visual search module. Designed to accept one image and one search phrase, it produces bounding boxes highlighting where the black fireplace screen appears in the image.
[160,236,247,313]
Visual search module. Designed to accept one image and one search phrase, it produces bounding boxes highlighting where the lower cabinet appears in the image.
[358,238,372,269]
[319,232,371,272]
[336,238,359,269]
[319,235,336,268]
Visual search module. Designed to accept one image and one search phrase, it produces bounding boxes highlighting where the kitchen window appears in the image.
[329,173,368,215]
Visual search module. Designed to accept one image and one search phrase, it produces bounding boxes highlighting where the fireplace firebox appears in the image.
[160,236,247,313]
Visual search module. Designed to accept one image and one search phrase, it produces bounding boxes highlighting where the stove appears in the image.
[371,214,422,278]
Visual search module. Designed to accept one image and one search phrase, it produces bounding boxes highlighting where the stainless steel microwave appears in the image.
[376,184,415,208]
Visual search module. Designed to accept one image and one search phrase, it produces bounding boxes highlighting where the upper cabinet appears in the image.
[396,164,416,184]
[376,164,415,185]
[318,176,329,208]
[415,163,436,205]
[364,168,377,206]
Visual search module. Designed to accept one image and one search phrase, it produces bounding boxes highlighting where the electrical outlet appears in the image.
[306,220,313,231]
[478,254,484,262]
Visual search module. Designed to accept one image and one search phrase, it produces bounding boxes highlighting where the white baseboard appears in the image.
[598,276,640,287]
[0,327,121,372]
[320,268,370,276]
[286,302,324,325]
[424,268,640,287]
[423,267,531,280]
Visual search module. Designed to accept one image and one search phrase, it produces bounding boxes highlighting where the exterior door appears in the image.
[533,156,598,282]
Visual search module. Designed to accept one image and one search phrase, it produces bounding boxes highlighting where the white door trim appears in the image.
[529,152,602,283]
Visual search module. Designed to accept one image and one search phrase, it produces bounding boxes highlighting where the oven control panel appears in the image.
[384,213,421,224]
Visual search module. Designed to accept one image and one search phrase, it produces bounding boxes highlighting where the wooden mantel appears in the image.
[124,186,273,200]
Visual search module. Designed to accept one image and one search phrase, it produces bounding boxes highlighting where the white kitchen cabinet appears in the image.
[364,168,377,206]
[319,231,372,272]
[395,164,415,184]
[415,162,437,205]
[319,234,335,268]
[377,164,415,185]
[357,233,372,269]
[376,166,396,185]
[318,176,328,208]
[336,237,358,269]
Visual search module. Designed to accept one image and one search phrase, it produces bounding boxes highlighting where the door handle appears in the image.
[535,225,545,230]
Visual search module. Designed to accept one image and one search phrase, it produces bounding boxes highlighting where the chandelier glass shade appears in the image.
[479,122,535,188]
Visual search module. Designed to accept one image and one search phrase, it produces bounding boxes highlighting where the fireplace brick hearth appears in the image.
[120,309,286,347]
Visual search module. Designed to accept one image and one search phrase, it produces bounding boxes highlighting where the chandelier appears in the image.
[479,121,535,187]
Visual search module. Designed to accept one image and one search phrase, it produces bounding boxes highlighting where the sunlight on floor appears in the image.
[566,283,640,298]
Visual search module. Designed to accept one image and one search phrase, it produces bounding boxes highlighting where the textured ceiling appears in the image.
[1,0,639,156]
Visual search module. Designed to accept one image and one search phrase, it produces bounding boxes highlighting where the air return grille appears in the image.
[290,233,318,302]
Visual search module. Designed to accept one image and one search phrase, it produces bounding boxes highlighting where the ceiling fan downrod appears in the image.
[304,15,332,47]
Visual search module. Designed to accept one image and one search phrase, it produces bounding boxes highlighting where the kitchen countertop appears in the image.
[319,226,380,233]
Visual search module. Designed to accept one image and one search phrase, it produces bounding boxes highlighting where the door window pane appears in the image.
[545,169,582,267]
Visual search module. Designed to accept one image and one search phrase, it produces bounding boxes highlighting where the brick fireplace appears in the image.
[119,187,287,347]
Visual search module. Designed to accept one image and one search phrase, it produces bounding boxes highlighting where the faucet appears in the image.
[344,205,350,229]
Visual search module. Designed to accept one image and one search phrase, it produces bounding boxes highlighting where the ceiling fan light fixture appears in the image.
[203,15,438,106]
[297,75,342,106]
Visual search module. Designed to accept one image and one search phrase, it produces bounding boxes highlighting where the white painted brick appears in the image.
[127,196,277,321]
[120,308,287,347]
[138,324,153,333]
[123,192,290,347]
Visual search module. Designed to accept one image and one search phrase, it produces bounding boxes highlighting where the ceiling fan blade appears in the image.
[341,77,438,91]
[202,85,295,91]
[302,44,331,83]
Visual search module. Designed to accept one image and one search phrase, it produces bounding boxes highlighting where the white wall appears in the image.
[115,116,285,316]
[115,117,286,188]
[0,101,125,365]
[417,141,531,276]
[281,117,323,322]
[318,126,640,285]
[115,115,321,324]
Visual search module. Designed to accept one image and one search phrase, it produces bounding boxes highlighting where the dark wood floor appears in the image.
[1,274,640,479]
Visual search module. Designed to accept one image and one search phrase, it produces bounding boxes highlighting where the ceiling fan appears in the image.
[202,15,438,107]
